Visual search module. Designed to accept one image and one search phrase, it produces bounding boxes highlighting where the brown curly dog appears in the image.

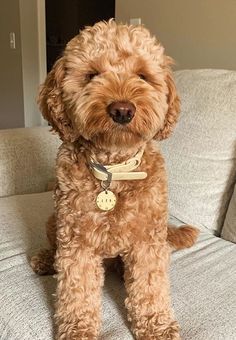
[31,20,199,340]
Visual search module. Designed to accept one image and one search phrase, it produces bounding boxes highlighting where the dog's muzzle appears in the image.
[107,101,136,124]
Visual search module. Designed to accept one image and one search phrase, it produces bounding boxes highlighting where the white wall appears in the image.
[19,0,47,127]
[0,0,46,129]
[0,0,25,129]
[116,0,236,70]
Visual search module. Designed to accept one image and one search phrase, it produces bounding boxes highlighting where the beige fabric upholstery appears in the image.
[0,192,236,340]
[0,127,60,198]
[221,182,236,243]
[161,69,236,235]
[1,69,236,339]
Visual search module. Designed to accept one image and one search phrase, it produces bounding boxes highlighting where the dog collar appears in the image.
[88,147,147,212]
[88,147,147,182]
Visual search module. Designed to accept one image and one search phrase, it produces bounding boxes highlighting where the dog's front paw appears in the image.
[56,327,98,340]
[133,317,180,340]
[155,321,180,340]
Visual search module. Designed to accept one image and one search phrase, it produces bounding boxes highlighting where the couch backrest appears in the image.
[0,127,61,197]
[161,69,236,235]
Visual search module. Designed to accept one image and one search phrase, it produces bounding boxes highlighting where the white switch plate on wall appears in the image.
[130,18,141,25]
[9,32,16,49]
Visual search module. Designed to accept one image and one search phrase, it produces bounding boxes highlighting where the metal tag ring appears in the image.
[101,180,110,190]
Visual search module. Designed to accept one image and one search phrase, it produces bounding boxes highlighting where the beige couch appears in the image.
[0,69,236,339]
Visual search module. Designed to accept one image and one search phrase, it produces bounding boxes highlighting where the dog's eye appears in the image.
[138,74,147,81]
[87,72,99,81]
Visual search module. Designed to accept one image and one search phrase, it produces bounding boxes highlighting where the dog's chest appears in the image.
[68,178,166,256]
[57,145,168,255]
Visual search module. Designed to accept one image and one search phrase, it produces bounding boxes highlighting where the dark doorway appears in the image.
[45,0,115,72]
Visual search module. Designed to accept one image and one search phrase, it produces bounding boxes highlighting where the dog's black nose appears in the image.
[107,101,136,124]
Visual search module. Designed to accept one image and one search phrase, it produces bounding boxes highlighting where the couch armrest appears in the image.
[0,127,61,197]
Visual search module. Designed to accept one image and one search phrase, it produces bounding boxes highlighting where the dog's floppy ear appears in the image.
[154,59,180,140]
[38,57,77,142]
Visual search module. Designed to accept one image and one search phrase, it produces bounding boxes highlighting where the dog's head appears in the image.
[39,20,180,149]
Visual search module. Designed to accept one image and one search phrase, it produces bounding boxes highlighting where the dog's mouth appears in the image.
[88,124,146,151]
[77,99,158,148]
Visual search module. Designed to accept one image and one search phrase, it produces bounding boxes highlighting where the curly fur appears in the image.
[31,20,199,340]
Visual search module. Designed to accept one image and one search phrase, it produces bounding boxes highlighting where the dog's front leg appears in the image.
[54,244,104,340]
[123,243,180,340]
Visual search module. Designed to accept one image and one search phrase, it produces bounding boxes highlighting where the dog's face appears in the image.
[39,20,180,149]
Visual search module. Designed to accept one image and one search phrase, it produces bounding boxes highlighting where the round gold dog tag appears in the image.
[96,190,117,211]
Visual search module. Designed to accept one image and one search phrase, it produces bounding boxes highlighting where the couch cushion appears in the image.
[161,69,236,235]
[0,127,60,197]
[221,182,236,243]
[170,229,236,340]
[1,192,236,339]
[0,191,54,340]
